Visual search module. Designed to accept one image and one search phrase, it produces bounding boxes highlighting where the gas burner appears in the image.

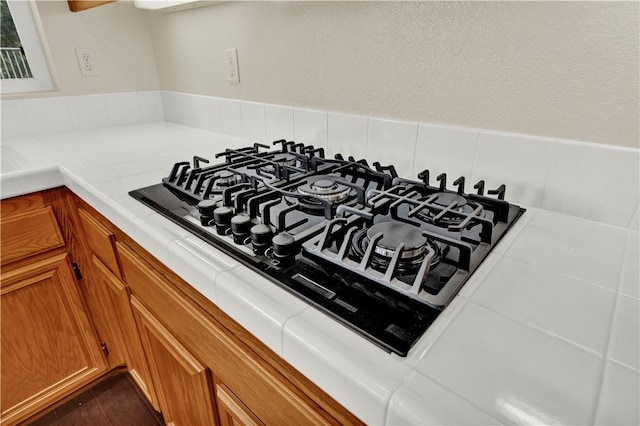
[284,176,353,215]
[416,192,485,227]
[369,222,428,259]
[210,170,242,192]
[272,154,297,167]
[298,176,351,204]
[350,221,441,274]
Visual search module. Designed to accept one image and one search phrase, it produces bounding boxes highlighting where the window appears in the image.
[1,0,53,94]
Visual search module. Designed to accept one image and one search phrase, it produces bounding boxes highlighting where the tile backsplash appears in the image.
[2,91,164,139]
[2,90,638,230]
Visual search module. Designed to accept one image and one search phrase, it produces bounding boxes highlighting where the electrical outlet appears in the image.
[75,48,99,77]
[225,48,239,83]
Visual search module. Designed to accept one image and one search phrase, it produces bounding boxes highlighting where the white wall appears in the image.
[149,1,639,148]
[3,1,160,99]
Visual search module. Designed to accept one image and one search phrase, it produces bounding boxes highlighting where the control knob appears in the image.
[250,224,273,255]
[230,213,252,244]
[210,206,233,235]
[197,200,217,226]
[271,232,298,265]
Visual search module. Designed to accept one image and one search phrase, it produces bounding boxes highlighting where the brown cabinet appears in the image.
[0,190,361,425]
[78,208,121,277]
[131,296,217,426]
[0,205,65,265]
[216,384,264,426]
[116,241,357,425]
[0,193,107,425]
[91,256,160,411]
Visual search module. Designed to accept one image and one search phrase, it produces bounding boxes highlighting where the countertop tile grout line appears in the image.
[628,201,639,230]
[536,138,560,208]
[500,251,622,295]
[280,306,312,359]
[467,129,482,183]
[469,297,609,358]
[576,227,628,425]
[410,123,423,177]
[381,367,418,426]
[410,368,506,425]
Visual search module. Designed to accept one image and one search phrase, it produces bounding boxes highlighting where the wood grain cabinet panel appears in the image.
[0,207,65,265]
[78,208,121,277]
[131,296,217,426]
[216,384,264,426]
[0,193,45,217]
[117,242,350,426]
[92,256,160,411]
[0,254,106,425]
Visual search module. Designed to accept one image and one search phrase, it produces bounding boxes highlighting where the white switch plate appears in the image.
[75,48,99,77]
[225,48,239,83]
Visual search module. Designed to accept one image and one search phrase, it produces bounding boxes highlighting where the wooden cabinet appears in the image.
[116,241,358,425]
[0,191,109,426]
[91,256,160,411]
[0,190,361,425]
[0,205,64,265]
[216,384,264,426]
[131,296,217,426]
[67,1,116,12]
[78,208,121,277]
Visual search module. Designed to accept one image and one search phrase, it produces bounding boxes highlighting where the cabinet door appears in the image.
[131,296,216,426]
[92,256,160,411]
[216,384,264,426]
[1,254,106,425]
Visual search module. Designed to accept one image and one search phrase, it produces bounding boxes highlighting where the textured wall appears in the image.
[150,1,639,148]
[4,1,160,99]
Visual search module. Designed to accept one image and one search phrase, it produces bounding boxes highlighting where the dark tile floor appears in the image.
[29,373,165,426]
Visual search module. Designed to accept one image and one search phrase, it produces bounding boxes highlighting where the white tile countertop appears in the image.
[1,121,638,425]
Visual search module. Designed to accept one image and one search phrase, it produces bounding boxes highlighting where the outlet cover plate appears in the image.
[225,48,239,83]
[75,48,99,77]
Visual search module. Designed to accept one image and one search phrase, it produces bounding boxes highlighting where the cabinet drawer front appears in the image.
[1,207,65,265]
[78,208,121,276]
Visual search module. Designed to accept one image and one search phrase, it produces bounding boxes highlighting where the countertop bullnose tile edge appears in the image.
[166,236,239,304]
[282,307,414,425]
[386,370,502,425]
[0,165,63,198]
[214,267,309,357]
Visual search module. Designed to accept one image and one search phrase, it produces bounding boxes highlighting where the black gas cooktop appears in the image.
[130,140,524,356]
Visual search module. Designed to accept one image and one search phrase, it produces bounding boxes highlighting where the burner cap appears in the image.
[272,154,296,166]
[216,170,239,187]
[298,176,350,204]
[312,179,336,191]
[367,222,427,259]
[432,192,467,208]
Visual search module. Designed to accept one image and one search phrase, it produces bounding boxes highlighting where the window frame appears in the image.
[1,0,54,94]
